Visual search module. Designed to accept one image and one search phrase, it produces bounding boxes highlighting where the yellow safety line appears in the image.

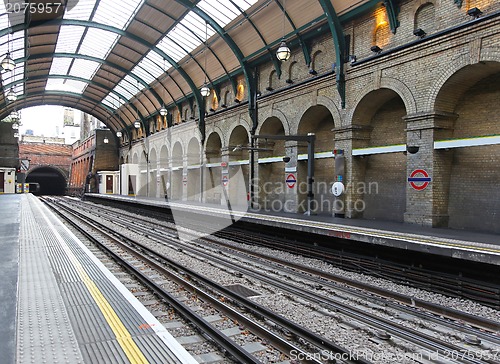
[36,197,149,364]
[62,241,149,364]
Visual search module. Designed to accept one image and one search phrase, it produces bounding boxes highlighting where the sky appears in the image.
[18,105,82,139]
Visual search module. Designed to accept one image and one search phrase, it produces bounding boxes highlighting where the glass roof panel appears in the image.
[48,0,145,96]
[132,51,170,85]
[199,0,258,27]
[1,5,26,99]
[54,26,86,54]
[64,0,95,21]
[102,94,125,110]
[157,38,186,63]
[113,74,142,101]
[93,0,145,30]
[78,28,119,59]
[157,12,214,62]
[69,58,101,81]
[198,0,236,25]
[46,79,88,94]
[155,0,257,66]
[49,58,73,76]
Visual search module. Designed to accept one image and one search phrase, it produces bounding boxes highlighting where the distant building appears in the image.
[63,108,75,126]
[20,135,66,144]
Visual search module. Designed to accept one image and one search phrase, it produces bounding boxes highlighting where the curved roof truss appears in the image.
[0,0,382,139]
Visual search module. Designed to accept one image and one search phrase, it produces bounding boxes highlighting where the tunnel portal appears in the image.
[26,167,67,195]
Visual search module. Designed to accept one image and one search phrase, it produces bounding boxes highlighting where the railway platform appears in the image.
[0,193,198,364]
[85,193,500,266]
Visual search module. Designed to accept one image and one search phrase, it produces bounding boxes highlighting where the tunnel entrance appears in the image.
[26,167,67,195]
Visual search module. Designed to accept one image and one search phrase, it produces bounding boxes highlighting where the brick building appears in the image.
[18,139,72,195]
[68,129,119,195]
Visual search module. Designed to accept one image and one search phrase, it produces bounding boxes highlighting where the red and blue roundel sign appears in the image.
[408,169,431,191]
[286,173,296,188]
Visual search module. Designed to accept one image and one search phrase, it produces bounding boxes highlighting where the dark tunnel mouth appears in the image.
[26,167,67,195]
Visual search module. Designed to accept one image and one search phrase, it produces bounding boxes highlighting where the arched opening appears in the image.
[257,117,285,211]
[26,167,67,195]
[297,105,335,214]
[171,142,184,201]
[159,145,169,199]
[435,62,500,233]
[352,88,407,222]
[228,125,250,206]
[187,138,201,201]
[138,151,147,196]
[149,148,158,198]
[205,132,223,204]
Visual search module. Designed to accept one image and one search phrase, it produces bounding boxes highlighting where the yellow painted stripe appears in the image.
[54,225,149,363]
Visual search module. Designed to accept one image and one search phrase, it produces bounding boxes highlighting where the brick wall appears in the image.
[0,123,18,168]
[121,0,500,232]
[19,142,72,176]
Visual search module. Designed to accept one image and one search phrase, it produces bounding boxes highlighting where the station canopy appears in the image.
[0,0,377,133]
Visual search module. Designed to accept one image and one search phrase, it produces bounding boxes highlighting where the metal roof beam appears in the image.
[317,0,347,108]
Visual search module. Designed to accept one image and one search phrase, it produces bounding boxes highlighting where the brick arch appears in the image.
[149,146,158,161]
[170,141,183,166]
[292,95,341,134]
[204,127,224,151]
[256,108,291,135]
[413,1,437,33]
[186,136,202,166]
[348,77,416,123]
[427,49,500,112]
[159,145,169,167]
[204,130,223,165]
[411,0,435,13]
[224,117,251,148]
[27,165,68,180]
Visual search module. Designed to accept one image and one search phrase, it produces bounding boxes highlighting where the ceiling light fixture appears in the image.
[6,88,17,102]
[159,58,168,116]
[276,0,291,62]
[200,21,211,97]
[1,5,16,72]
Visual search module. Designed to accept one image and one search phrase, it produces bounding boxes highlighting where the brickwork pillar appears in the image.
[404,111,456,227]
[283,141,298,213]
[334,125,371,218]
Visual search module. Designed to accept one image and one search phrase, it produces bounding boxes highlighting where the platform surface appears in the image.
[86,193,500,266]
[0,194,198,364]
[0,194,20,364]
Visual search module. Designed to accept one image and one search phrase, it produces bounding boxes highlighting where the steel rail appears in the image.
[47,197,371,364]
[41,197,262,364]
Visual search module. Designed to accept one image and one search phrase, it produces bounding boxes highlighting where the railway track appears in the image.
[98,196,500,309]
[43,196,370,364]
[44,196,500,363]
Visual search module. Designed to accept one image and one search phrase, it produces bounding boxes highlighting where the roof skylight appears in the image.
[44,0,257,110]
